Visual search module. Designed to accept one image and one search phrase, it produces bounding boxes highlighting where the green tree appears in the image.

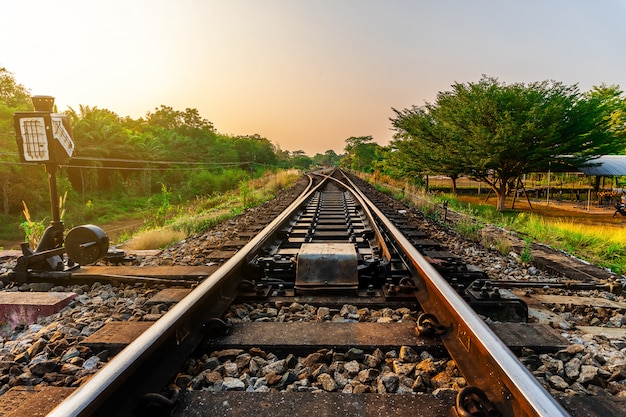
[144,106,218,157]
[0,68,43,215]
[0,68,31,107]
[289,150,313,170]
[391,76,622,210]
[372,145,412,180]
[233,134,278,166]
[65,105,135,191]
[343,135,380,172]
[1,69,291,218]
[391,105,465,192]
[585,84,626,149]
[312,149,341,167]
[274,146,292,168]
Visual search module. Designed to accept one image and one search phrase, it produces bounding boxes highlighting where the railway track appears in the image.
[2,169,625,416]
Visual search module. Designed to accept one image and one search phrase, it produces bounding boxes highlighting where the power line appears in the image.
[0,151,256,168]
[60,163,248,171]
[69,156,243,166]
[0,160,255,171]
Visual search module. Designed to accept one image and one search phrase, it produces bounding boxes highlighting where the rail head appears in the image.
[48,170,570,417]
[339,170,570,417]
[48,173,326,417]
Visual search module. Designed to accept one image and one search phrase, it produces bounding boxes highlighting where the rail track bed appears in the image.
[1,169,626,417]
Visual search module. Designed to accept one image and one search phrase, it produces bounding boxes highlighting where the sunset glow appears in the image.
[2,0,625,154]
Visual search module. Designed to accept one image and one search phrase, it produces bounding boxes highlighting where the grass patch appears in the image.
[66,193,155,226]
[495,237,512,257]
[515,216,626,271]
[119,169,300,249]
[479,231,511,256]
[444,196,626,273]
[453,217,482,242]
[122,228,187,250]
[3,169,300,250]
[363,173,626,275]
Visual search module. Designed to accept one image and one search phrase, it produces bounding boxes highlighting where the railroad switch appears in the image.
[441,265,490,289]
[295,243,359,293]
[8,224,110,283]
[256,254,297,280]
[382,276,417,300]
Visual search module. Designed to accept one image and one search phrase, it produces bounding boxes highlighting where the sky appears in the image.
[2,1,626,156]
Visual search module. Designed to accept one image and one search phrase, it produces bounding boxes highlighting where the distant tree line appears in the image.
[5,67,624,217]
[341,76,626,211]
[0,68,342,217]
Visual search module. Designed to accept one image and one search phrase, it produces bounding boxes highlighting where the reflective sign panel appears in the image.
[18,116,49,161]
[51,115,74,158]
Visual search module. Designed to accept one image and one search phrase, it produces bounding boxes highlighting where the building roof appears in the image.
[578,155,626,176]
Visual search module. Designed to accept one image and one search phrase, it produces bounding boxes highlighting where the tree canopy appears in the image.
[342,135,381,172]
[0,68,319,219]
[312,149,341,167]
[0,67,38,215]
[390,76,624,210]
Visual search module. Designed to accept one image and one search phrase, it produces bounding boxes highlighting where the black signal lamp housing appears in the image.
[14,95,74,163]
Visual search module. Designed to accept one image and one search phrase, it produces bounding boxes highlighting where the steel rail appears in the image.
[316,171,393,261]
[340,171,570,417]
[48,174,330,417]
[48,169,570,416]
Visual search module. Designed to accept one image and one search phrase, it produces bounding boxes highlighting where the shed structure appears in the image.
[578,155,626,177]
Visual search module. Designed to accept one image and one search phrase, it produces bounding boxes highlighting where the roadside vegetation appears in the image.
[364,173,626,275]
[121,169,300,249]
[337,77,625,275]
[6,169,299,251]
[3,66,626,275]
[0,67,339,249]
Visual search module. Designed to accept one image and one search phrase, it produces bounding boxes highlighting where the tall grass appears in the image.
[515,215,626,273]
[19,201,45,249]
[363,172,626,275]
[121,169,300,249]
[122,229,187,250]
[440,194,626,274]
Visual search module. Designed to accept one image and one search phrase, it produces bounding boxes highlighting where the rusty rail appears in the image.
[47,174,324,417]
[48,169,570,417]
[341,171,569,417]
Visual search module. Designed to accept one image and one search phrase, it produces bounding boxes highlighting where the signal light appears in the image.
[13,95,74,163]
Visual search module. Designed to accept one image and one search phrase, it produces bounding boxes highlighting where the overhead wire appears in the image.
[69,156,240,166]
[0,153,254,171]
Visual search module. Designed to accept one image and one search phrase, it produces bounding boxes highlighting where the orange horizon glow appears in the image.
[2,0,625,155]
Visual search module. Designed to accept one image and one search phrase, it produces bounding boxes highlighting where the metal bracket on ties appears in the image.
[238,279,256,291]
[398,276,417,291]
[415,313,446,337]
[203,318,232,336]
[139,384,181,414]
[451,386,501,417]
